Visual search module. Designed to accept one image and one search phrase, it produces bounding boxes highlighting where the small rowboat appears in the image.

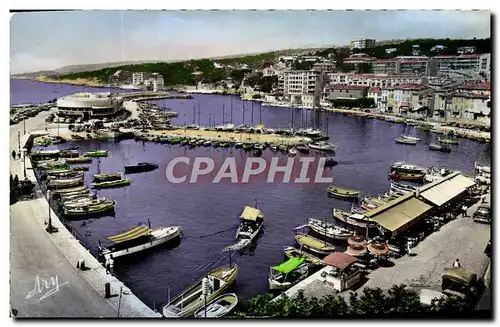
[327,186,360,199]
[91,179,131,189]
[294,233,336,255]
[438,138,459,145]
[307,218,354,241]
[401,134,421,141]
[84,150,108,157]
[66,157,93,164]
[283,246,324,267]
[395,137,417,145]
[429,143,451,152]
[389,172,425,182]
[194,293,238,318]
[93,173,122,183]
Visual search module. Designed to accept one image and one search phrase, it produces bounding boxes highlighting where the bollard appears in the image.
[105,282,111,299]
[76,260,80,269]
[79,259,85,270]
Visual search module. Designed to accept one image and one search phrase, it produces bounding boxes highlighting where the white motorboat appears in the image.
[307,218,354,240]
[401,134,421,141]
[268,258,308,291]
[223,205,264,252]
[308,141,337,152]
[289,148,297,156]
[193,293,238,318]
[99,224,182,260]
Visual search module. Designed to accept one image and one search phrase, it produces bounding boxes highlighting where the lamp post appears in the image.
[46,190,54,233]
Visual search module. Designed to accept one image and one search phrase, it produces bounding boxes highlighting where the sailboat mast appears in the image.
[198,102,201,126]
[222,104,225,125]
[192,104,195,124]
[251,101,254,126]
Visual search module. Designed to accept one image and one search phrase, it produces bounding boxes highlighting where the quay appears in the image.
[10,113,162,317]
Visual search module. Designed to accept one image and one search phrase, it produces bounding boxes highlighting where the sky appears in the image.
[10,10,491,74]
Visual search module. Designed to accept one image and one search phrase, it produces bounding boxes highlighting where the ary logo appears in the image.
[26,275,69,301]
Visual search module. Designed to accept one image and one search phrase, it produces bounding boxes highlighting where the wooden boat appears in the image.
[234,142,243,148]
[429,143,451,152]
[47,170,83,179]
[124,162,159,174]
[283,246,323,267]
[401,134,421,141]
[268,258,308,290]
[438,137,459,145]
[389,172,425,182]
[193,293,238,318]
[59,150,80,158]
[47,177,84,189]
[62,197,109,208]
[63,200,115,217]
[364,196,387,206]
[223,205,264,252]
[294,232,336,255]
[72,165,90,171]
[99,224,182,260]
[327,186,360,199]
[204,140,212,146]
[91,178,131,189]
[395,137,417,145]
[51,185,88,195]
[60,190,93,201]
[390,181,416,192]
[84,150,108,157]
[39,162,69,171]
[163,265,238,318]
[308,141,337,152]
[66,157,93,164]
[332,208,375,230]
[93,173,122,182]
[307,218,354,241]
[44,169,76,177]
[219,142,229,147]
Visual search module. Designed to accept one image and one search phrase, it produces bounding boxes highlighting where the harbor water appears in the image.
[13,79,491,309]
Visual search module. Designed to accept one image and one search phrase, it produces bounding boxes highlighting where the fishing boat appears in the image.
[294,232,336,255]
[193,293,238,318]
[364,196,387,207]
[47,177,84,189]
[51,185,88,195]
[60,190,93,201]
[63,200,115,217]
[93,173,122,182]
[62,197,109,208]
[203,140,212,146]
[394,137,417,145]
[327,186,360,200]
[429,143,451,152]
[219,142,229,147]
[390,181,417,192]
[360,200,378,211]
[268,258,309,291]
[295,145,310,154]
[84,150,108,157]
[401,135,421,141]
[389,171,425,182]
[45,169,81,177]
[124,162,159,174]
[98,223,182,260]
[162,265,238,318]
[283,246,324,267]
[59,150,80,158]
[242,142,253,150]
[332,208,375,230]
[308,141,337,152]
[307,218,354,241]
[224,205,264,252]
[39,162,69,171]
[91,178,131,189]
[66,157,93,164]
[438,137,459,145]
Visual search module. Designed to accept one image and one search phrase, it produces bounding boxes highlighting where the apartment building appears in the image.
[144,73,165,90]
[372,59,400,75]
[453,54,482,71]
[367,87,383,110]
[344,53,376,65]
[397,57,438,76]
[434,53,491,75]
[312,60,336,72]
[283,70,322,107]
[449,93,490,123]
[132,72,150,85]
[456,81,490,96]
[380,84,428,113]
[350,39,376,50]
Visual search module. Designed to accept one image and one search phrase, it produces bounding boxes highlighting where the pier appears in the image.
[10,113,161,318]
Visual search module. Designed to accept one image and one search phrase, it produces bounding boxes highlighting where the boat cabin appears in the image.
[238,205,264,238]
[319,252,362,292]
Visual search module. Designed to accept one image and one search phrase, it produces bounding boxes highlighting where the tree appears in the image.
[259,76,278,93]
[356,63,373,74]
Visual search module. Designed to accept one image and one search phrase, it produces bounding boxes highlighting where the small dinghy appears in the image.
[194,293,238,318]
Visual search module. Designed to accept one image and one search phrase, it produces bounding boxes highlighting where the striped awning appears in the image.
[108,224,151,243]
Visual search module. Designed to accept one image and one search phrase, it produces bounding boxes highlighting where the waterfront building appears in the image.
[449,93,490,123]
[350,38,376,50]
[372,59,401,75]
[392,84,428,114]
[132,72,148,86]
[367,87,383,110]
[327,84,368,101]
[283,70,323,107]
[56,92,122,119]
[326,73,427,89]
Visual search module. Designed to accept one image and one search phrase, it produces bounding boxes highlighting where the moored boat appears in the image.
[327,186,360,199]
[84,150,108,157]
[294,232,336,255]
[66,157,93,164]
[51,185,88,195]
[47,177,84,189]
[389,171,425,182]
[438,137,459,145]
[295,145,310,154]
[395,137,417,145]
[268,258,308,291]
[93,173,122,182]
[283,246,324,267]
[63,200,115,217]
[91,178,131,189]
[98,224,182,260]
[429,143,451,152]
[124,162,159,174]
[162,265,238,318]
[401,134,421,141]
[193,293,238,318]
[332,208,375,230]
[308,141,337,152]
[307,218,354,241]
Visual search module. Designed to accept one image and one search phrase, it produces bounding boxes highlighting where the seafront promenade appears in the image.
[10,113,161,318]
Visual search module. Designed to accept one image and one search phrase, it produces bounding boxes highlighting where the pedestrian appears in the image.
[105,257,110,274]
[462,205,468,218]
[109,255,115,276]
[407,241,412,256]
[12,150,16,160]
[453,258,461,267]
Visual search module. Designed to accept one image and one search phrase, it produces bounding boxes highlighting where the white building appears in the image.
[457,46,476,55]
[350,38,376,50]
[56,92,122,119]
[283,70,320,107]
[132,72,147,86]
[326,73,427,89]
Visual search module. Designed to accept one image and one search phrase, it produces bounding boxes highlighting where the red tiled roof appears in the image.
[370,87,382,93]
[328,84,369,90]
[458,82,490,90]
[399,59,428,63]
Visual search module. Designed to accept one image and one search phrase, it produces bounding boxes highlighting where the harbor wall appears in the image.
[22,133,162,317]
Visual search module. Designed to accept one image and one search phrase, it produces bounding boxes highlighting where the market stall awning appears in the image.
[108,224,151,243]
[420,174,475,206]
[371,198,432,236]
[273,258,305,274]
[240,206,263,221]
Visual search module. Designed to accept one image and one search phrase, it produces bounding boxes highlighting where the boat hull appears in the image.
[294,233,335,255]
[389,173,424,181]
[193,293,238,318]
[102,226,182,260]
